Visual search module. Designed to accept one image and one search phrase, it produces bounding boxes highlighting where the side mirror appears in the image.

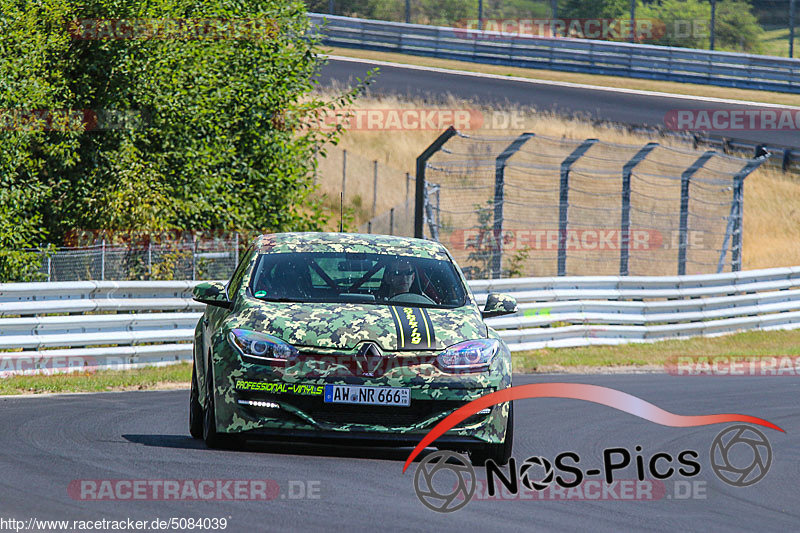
[193,281,231,309]
[482,293,517,319]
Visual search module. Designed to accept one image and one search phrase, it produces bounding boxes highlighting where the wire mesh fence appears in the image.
[30,240,239,282]
[317,146,416,226]
[359,128,768,279]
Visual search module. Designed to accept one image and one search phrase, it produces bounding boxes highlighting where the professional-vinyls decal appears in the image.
[390,306,436,349]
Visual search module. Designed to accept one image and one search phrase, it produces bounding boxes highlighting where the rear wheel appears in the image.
[189,365,203,439]
[469,403,514,466]
[202,360,240,450]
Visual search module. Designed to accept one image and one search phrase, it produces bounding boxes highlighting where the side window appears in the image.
[227,246,254,299]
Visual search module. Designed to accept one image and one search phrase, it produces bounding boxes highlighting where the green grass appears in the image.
[761,26,797,58]
[0,362,192,395]
[512,329,800,373]
[2,330,799,393]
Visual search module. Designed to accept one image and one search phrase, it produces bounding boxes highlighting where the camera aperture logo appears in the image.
[710,425,772,487]
[413,451,476,513]
[405,383,782,512]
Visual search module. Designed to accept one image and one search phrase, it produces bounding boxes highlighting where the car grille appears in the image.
[300,399,465,427]
[241,392,466,427]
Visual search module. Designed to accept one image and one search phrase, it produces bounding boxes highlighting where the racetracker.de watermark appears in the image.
[448,228,713,252]
[68,18,278,40]
[665,109,800,131]
[63,229,260,248]
[666,356,800,376]
[68,479,320,501]
[0,109,146,132]
[290,108,526,132]
[451,18,710,42]
[0,355,98,378]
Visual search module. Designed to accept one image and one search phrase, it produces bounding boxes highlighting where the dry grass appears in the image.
[323,46,800,107]
[312,90,800,270]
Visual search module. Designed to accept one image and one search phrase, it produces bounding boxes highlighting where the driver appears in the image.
[380,259,416,299]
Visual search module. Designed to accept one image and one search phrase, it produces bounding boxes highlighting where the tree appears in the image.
[716,0,764,54]
[0,0,366,281]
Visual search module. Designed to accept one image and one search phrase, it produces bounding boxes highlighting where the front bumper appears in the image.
[209,345,512,444]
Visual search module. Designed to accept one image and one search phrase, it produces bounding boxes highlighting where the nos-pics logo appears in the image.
[413,424,773,513]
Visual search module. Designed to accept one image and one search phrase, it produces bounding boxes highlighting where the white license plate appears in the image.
[323,384,410,407]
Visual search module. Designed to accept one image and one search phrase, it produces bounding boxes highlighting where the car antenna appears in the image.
[339,192,343,232]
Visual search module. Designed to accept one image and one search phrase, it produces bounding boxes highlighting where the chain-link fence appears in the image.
[317,146,416,227]
[30,240,239,282]
[379,128,769,278]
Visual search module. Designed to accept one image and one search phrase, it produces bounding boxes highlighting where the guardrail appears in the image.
[475,266,800,351]
[1,266,798,375]
[309,13,800,94]
[0,281,204,376]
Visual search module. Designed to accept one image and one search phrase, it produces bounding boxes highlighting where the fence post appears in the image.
[372,160,378,218]
[558,139,597,276]
[100,239,106,281]
[730,154,770,271]
[678,151,715,275]
[147,240,152,277]
[367,221,372,234]
[424,184,440,241]
[47,254,52,282]
[191,235,197,281]
[405,172,410,213]
[492,133,534,279]
[389,208,395,235]
[619,142,658,276]
[342,149,347,201]
[415,126,457,238]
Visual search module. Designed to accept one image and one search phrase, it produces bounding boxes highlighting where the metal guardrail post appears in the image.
[492,133,533,279]
[619,143,658,276]
[678,151,715,275]
[100,239,105,281]
[558,139,597,276]
[415,126,457,239]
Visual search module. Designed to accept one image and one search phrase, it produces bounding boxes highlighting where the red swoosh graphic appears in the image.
[403,383,784,472]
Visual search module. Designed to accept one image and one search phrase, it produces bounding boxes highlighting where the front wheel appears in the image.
[469,402,513,466]
[203,360,240,450]
[189,365,203,439]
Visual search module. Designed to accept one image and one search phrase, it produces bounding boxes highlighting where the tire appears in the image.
[202,359,239,450]
[189,365,203,439]
[469,402,514,466]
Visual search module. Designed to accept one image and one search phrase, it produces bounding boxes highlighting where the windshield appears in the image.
[248,252,468,308]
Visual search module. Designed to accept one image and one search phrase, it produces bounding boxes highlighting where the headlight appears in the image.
[437,338,499,372]
[228,328,299,363]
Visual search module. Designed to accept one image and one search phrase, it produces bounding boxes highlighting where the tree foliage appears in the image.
[0,0,364,281]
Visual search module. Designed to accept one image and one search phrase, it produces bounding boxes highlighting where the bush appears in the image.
[0,0,364,281]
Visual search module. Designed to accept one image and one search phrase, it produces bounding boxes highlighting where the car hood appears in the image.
[230,300,487,351]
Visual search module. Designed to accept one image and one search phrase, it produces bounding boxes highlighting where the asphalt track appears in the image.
[317,57,800,148]
[1,374,798,532]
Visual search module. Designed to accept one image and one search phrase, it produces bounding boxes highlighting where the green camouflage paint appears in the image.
[193,233,512,445]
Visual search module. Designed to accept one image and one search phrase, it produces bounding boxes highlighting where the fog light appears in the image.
[237,399,280,409]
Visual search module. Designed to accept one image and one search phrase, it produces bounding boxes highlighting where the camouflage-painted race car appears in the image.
[189,232,517,464]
